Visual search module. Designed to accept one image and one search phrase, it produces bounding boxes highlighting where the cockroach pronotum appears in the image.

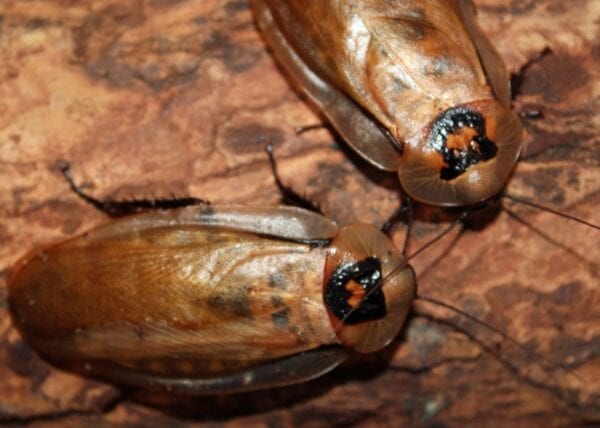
[250,0,524,207]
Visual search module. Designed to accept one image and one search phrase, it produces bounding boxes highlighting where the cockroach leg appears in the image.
[381,197,414,257]
[380,206,404,236]
[265,144,323,214]
[400,198,414,257]
[57,161,209,217]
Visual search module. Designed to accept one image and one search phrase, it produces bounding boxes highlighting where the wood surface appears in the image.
[0,0,598,426]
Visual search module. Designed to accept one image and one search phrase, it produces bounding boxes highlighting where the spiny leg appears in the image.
[265,144,323,215]
[58,161,208,217]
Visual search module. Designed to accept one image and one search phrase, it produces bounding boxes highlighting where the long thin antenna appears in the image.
[416,295,529,355]
[405,213,467,264]
[413,310,582,408]
[415,295,584,383]
[504,208,596,272]
[335,214,466,329]
[503,194,599,230]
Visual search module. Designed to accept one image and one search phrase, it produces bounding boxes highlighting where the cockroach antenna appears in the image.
[502,193,599,230]
[413,294,584,384]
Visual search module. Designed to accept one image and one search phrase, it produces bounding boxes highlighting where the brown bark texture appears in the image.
[0,0,598,426]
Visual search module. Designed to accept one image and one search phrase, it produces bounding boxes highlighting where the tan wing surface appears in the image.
[255,1,497,163]
[9,223,337,378]
[77,205,339,243]
[253,0,401,170]
[453,0,511,107]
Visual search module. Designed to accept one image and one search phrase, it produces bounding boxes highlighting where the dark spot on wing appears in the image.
[271,308,290,329]
[270,295,284,308]
[269,272,288,290]
[430,56,452,77]
[26,18,50,29]
[208,287,252,318]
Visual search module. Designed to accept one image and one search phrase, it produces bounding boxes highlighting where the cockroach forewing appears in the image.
[252,0,400,171]
[454,0,511,106]
[9,205,345,393]
[70,204,339,243]
[253,1,499,170]
[77,347,349,395]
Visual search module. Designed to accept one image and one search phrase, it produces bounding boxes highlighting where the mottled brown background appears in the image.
[0,0,598,426]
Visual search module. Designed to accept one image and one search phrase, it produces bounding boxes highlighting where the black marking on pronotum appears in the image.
[324,257,386,325]
[429,107,498,180]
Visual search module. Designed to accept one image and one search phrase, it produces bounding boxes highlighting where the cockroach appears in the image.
[7,158,574,395]
[251,0,523,207]
[8,201,418,393]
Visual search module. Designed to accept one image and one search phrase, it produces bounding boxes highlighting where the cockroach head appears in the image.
[398,100,523,207]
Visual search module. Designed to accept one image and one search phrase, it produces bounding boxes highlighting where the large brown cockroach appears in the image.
[8,158,548,395]
[8,202,418,393]
[251,0,523,206]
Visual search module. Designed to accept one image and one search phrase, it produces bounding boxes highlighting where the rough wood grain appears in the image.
[0,0,598,426]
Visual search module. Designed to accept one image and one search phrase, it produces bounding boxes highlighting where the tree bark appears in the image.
[0,0,598,426]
